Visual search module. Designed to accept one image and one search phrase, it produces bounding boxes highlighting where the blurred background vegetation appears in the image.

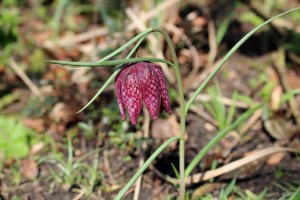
[0,0,300,199]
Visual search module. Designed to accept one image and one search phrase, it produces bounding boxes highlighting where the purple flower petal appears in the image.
[114,62,172,125]
[152,64,172,114]
[115,64,131,120]
[121,66,142,125]
[137,62,161,119]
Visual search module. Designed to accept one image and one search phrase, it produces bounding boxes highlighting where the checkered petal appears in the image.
[152,64,172,114]
[114,65,130,120]
[121,66,142,125]
[114,62,172,126]
[137,62,161,119]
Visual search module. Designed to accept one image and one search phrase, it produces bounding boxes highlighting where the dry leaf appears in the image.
[151,115,180,139]
[267,152,286,165]
[271,86,282,111]
[20,159,38,179]
[264,115,298,140]
[191,183,224,200]
[49,102,74,123]
[29,142,45,155]
[23,118,45,132]
[192,16,207,27]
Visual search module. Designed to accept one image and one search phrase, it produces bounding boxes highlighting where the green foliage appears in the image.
[171,163,180,180]
[240,12,265,27]
[0,4,20,47]
[28,49,46,74]
[38,135,103,194]
[220,178,236,200]
[285,31,300,56]
[78,121,96,139]
[274,180,300,200]
[0,117,31,159]
[45,7,300,200]
[202,82,238,130]
[185,104,262,177]
[0,92,20,110]
[234,187,268,200]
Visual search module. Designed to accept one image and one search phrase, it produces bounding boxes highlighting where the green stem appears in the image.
[154,28,186,200]
[46,57,174,68]
[114,136,180,200]
[99,28,153,62]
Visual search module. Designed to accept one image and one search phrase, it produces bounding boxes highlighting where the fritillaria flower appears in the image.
[115,62,172,125]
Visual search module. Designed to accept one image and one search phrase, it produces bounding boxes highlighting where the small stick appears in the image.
[192,93,257,109]
[125,8,175,84]
[164,23,201,90]
[103,150,116,185]
[273,48,300,129]
[9,58,44,100]
[155,146,296,185]
[133,108,150,200]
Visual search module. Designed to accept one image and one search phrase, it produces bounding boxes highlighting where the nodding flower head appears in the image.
[115,62,172,125]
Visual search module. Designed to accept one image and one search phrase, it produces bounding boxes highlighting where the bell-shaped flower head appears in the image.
[115,62,172,125]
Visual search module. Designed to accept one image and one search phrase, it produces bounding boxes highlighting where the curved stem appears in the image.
[184,7,300,115]
[99,28,153,62]
[153,28,186,200]
[77,34,161,113]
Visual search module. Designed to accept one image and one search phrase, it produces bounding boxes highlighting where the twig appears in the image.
[125,8,175,84]
[206,20,217,69]
[156,146,296,185]
[133,108,150,200]
[43,27,109,50]
[185,146,295,184]
[43,0,179,50]
[164,23,201,90]
[240,108,262,135]
[189,105,218,126]
[9,58,44,100]
[192,93,257,109]
[273,48,300,129]
[103,150,116,185]
[127,0,180,31]
[72,188,86,200]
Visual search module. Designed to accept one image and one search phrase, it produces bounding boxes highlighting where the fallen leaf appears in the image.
[49,102,75,124]
[191,183,224,200]
[287,70,300,89]
[151,115,180,140]
[264,115,298,140]
[29,142,44,155]
[23,118,45,132]
[192,16,207,27]
[267,152,286,165]
[271,86,282,111]
[20,159,38,179]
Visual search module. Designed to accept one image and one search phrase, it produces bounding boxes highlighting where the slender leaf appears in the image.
[185,104,262,177]
[171,163,180,179]
[114,136,180,200]
[46,57,174,68]
[185,7,300,115]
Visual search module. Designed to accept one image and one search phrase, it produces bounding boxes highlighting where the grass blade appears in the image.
[114,136,180,200]
[185,104,262,177]
[185,7,300,115]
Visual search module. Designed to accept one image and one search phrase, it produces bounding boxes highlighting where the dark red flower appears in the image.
[115,62,172,125]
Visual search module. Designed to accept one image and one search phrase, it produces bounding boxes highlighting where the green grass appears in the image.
[38,135,103,196]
